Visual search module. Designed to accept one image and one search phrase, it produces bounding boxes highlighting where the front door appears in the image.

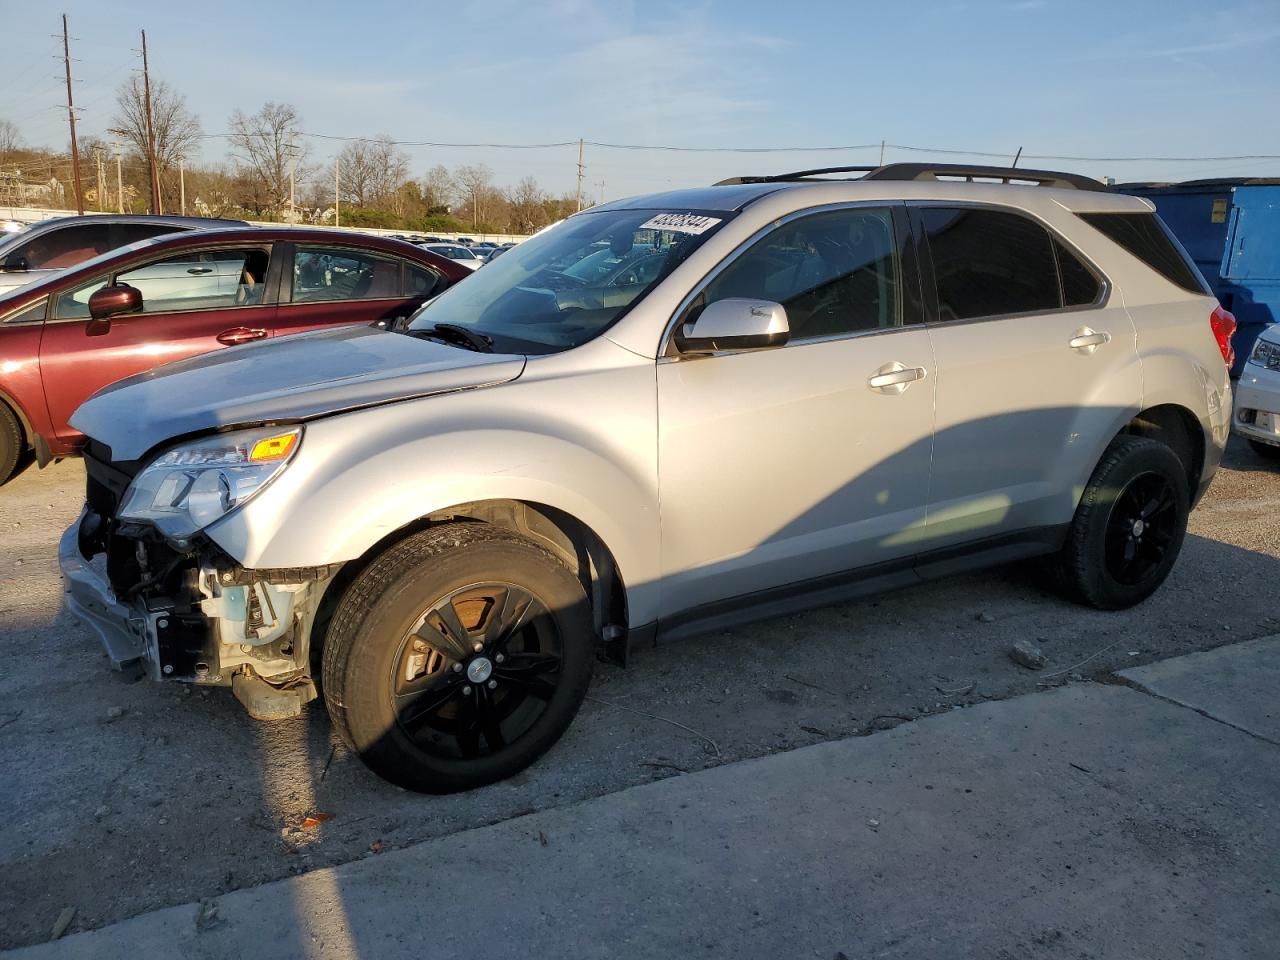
[656,204,936,617]
[914,205,1142,550]
[39,246,276,441]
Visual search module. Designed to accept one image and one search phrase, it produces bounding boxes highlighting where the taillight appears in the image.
[1210,304,1237,367]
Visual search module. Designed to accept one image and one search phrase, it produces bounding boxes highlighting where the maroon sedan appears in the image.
[0,227,470,483]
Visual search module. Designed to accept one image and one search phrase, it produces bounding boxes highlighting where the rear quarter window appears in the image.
[1079,212,1210,295]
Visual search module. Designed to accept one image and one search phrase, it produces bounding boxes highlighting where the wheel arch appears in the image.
[1121,403,1205,497]
[310,498,634,676]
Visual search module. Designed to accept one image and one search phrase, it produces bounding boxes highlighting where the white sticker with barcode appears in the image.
[638,213,722,235]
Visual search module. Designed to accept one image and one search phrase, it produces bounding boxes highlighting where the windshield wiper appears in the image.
[416,322,494,353]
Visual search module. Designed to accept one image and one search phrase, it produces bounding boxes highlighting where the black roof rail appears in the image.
[714,162,1109,192]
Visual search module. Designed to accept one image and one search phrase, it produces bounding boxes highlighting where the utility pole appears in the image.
[879,140,885,166]
[179,160,185,215]
[140,29,161,214]
[94,145,104,211]
[575,139,584,212]
[288,134,296,223]
[114,142,124,213]
[334,155,340,227]
[61,14,85,214]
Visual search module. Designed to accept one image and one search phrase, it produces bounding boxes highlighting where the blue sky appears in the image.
[4,0,1278,199]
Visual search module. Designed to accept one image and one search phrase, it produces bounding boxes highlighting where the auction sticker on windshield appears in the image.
[639,213,722,235]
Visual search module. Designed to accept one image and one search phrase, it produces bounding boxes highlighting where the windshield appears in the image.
[407,208,730,353]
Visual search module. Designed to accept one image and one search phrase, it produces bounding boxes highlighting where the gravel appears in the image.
[2,436,1279,949]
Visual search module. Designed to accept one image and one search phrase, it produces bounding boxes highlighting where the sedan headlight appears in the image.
[118,426,302,541]
[1250,337,1280,370]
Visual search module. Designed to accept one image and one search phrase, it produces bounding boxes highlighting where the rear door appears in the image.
[39,244,276,441]
[273,243,445,336]
[915,205,1141,553]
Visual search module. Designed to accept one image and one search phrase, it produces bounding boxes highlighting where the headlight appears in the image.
[118,426,302,541]
[1250,338,1280,369]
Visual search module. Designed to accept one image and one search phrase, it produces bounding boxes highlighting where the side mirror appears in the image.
[87,284,143,328]
[675,298,790,355]
[2,253,28,272]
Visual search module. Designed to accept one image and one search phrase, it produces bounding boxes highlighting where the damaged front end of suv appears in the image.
[61,427,336,719]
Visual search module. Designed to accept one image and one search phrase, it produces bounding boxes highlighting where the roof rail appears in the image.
[714,162,1109,193]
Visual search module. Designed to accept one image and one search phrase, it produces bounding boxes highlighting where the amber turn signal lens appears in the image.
[248,432,299,462]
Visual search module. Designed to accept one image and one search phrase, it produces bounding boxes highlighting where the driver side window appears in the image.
[702,207,900,340]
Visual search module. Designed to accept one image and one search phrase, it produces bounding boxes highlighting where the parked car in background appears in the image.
[58,163,1231,793]
[0,227,470,483]
[1233,325,1280,458]
[0,214,247,297]
[417,242,484,270]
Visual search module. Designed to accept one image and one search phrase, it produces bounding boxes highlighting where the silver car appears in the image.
[0,214,246,296]
[59,163,1233,792]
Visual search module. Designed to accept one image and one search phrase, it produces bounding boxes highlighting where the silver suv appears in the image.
[59,163,1234,792]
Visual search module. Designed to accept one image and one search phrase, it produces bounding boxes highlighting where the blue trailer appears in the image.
[1116,178,1280,376]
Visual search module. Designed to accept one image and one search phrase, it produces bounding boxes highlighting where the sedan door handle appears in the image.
[868,362,928,394]
[1068,328,1111,352]
[217,327,268,346]
[187,267,214,275]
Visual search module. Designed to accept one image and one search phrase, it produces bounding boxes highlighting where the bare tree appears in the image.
[227,102,308,216]
[507,176,548,233]
[110,77,201,208]
[454,163,494,230]
[337,135,409,208]
[0,120,21,166]
[421,164,454,212]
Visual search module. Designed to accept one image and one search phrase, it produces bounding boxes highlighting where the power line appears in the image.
[190,131,1280,164]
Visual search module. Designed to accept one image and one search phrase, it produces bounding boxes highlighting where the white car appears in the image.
[416,242,483,271]
[1233,328,1280,458]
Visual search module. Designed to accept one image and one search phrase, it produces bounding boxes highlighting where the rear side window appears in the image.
[919,208,1059,321]
[18,224,114,270]
[1079,212,1209,294]
[1054,239,1103,306]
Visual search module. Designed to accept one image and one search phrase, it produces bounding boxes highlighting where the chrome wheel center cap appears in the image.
[467,657,493,684]
[1132,519,1146,537]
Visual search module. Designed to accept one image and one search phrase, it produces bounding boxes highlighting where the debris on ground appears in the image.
[301,813,333,830]
[93,805,109,821]
[195,898,219,932]
[49,907,75,941]
[538,830,548,847]
[368,840,385,854]
[976,612,996,623]
[1009,641,1048,670]
[935,679,977,696]
[104,706,125,721]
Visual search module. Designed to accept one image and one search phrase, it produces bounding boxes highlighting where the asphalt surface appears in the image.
[2,437,1279,949]
[10,641,1279,960]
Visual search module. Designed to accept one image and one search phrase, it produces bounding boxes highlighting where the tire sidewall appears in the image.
[1078,441,1189,609]
[333,536,594,792]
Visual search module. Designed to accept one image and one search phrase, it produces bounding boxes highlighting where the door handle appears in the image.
[1068,328,1111,352]
[217,327,268,346]
[868,362,928,393]
[187,267,214,275]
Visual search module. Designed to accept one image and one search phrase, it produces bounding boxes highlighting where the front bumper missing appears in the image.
[58,521,150,672]
[59,513,332,699]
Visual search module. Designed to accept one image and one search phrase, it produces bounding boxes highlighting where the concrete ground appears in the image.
[2,437,1280,950]
[7,637,1278,960]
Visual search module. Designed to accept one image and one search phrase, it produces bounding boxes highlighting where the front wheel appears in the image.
[1051,436,1190,610]
[322,523,595,793]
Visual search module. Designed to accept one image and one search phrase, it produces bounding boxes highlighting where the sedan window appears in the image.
[292,248,404,303]
[53,249,270,320]
[18,224,114,270]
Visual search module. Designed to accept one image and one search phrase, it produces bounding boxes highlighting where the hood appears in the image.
[71,324,525,461]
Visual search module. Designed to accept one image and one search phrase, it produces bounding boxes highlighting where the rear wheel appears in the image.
[322,523,595,793]
[1051,436,1189,610]
[1248,439,1280,461]
[0,403,24,486]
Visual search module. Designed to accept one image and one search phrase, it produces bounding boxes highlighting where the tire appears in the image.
[1248,439,1280,461]
[322,522,595,793]
[1051,436,1189,610]
[0,402,23,486]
